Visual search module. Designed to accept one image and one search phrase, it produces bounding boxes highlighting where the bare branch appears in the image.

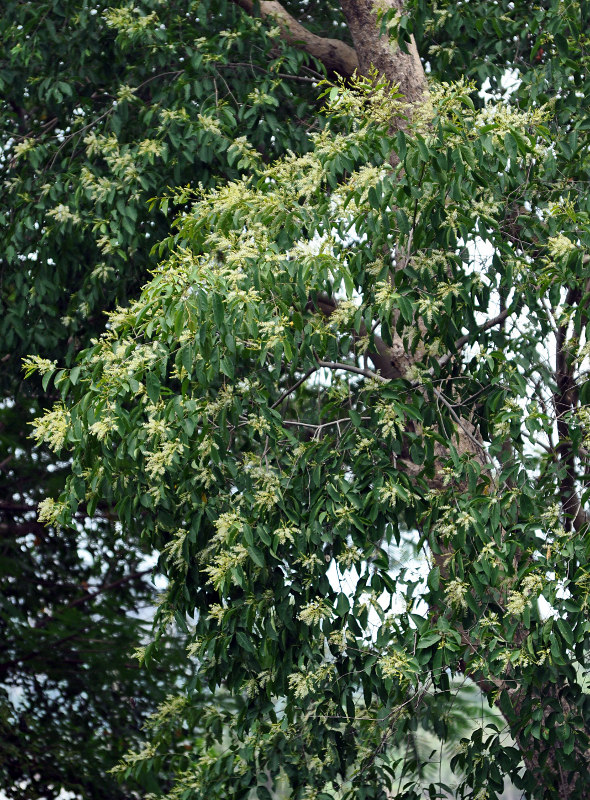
[63,568,153,612]
[283,417,367,431]
[315,357,388,383]
[272,367,318,408]
[217,61,318,83]
[431,387,490,463]
[437,307,513,370]
[232,0,359,77]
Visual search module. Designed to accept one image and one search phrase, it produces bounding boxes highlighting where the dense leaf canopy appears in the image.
[5,0,590,798]
[1,1,326,796]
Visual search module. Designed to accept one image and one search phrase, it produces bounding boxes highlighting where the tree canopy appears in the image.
[1,0,322,796]
[5,0,590,798]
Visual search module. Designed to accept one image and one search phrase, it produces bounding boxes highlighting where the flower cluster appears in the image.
[297,598,332,626]
[288,663,335,699]
[445,578,469,610]
[30,405,69,452]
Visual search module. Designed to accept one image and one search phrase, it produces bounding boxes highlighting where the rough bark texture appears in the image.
[233,0,359,77]
[555,286,587,532]
[237,0,587,792]
[334,2,587,795]
[339,0,426,104]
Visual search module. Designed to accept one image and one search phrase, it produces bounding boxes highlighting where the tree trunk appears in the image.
[335,1,589,795]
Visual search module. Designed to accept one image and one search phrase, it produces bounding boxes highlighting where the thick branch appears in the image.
[307,293,408,379]
[34,568,153,630]
[436,307,513,370]
[338,0,426,106]
[555,287,587,532]
[233,0,359,77]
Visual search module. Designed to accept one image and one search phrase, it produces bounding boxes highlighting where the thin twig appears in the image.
[316,358,388,383]
[271,367,317,408]
[283,417,368,431]
[432,386,489,462]
[49,70,184,169]
[64,567,153,612]
[437,307,513,370]
[217,61,317,83]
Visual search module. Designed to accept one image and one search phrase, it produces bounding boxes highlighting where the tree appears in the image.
[15,0,590,798]
[1,1,322,796]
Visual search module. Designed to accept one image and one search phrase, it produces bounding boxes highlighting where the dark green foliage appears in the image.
[0,1,331,796]
[0,0,322,381]
[6,0,590,798]
[35,57,590,796]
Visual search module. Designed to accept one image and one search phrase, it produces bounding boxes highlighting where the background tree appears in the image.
[8,0,590,798]
[0,1,329,796]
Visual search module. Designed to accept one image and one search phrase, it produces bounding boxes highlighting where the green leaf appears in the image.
[504,131,518,162]
[427,566,440,592]
[146,372,160,403]
[335,592,350,617]
[236,631,255,653]
[416,632,441,649]
[247,546,265,568]
[349,409,362,427]
[416,135,429,161]
[555,617,574,649]
[212,294,225,328]
[42,370,54,391]
[396,129,407,160]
